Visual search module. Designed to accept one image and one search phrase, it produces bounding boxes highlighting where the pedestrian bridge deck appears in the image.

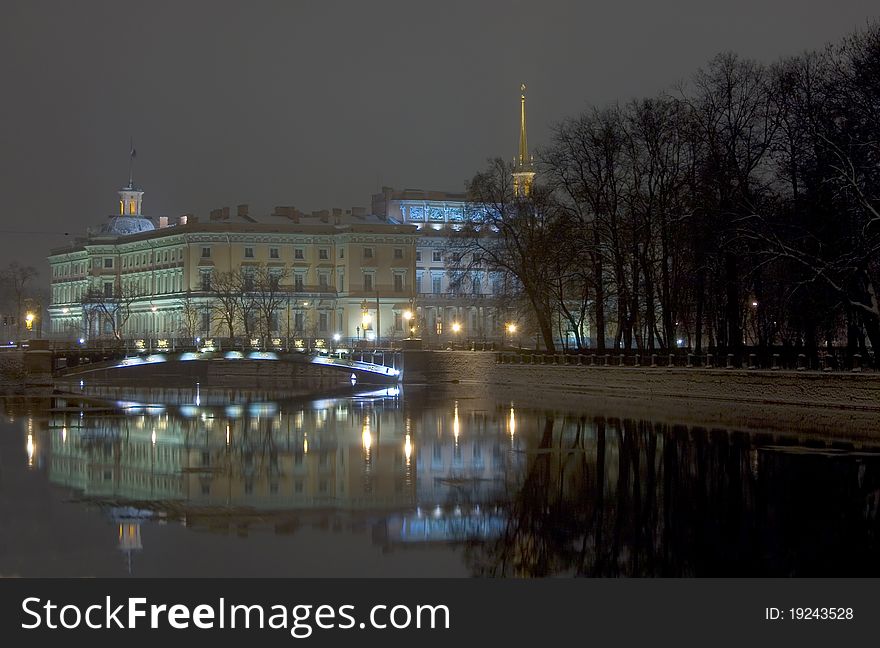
[55,350,402,384]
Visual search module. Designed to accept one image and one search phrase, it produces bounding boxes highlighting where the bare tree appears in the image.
[683,52,778,356]
[740,25,880,358]
[210,271,242,339]
[0,262,39,342]
[542,107,631,350]
[252,265,290,339]
[82,281,141,341]
[455,158,561,351]
[178,292,202,339]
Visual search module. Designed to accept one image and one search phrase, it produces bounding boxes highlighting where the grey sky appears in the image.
[1,0,877,274]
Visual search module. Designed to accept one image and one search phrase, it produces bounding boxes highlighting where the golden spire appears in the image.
[518,84,528,167]
[513,83,535,198]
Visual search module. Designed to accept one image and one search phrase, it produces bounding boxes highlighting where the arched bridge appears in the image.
[53,349,403,386]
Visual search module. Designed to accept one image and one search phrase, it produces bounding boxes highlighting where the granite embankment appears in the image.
[401,350,880,438]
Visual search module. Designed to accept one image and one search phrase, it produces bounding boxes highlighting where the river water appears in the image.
[2,383,879,577]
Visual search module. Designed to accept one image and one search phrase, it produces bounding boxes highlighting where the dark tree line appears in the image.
[459,23,880,363]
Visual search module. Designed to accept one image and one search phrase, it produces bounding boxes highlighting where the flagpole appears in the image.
[128,137,136,188]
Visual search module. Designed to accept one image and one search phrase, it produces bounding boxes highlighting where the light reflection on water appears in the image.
[4,385,880,577]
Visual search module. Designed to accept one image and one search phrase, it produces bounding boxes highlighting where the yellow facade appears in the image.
[48,215,418,343]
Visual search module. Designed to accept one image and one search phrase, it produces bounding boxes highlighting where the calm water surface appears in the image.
[2,384,879,577]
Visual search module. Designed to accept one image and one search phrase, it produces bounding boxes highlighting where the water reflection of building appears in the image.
[415,401,519,504]
[37,390,527,564]
[45,395,417,510]
[378,402,524,545]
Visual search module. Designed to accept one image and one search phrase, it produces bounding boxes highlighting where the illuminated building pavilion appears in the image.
[370,85,537,345]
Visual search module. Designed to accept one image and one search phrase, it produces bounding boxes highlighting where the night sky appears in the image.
[1,1,877,274]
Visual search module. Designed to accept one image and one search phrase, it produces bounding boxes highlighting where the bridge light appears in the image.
[332,333,341,342]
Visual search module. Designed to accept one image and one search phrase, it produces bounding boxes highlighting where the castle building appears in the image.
[48,181,418,344]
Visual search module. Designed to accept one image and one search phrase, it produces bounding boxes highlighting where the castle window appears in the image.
[129,200,136,214]
[244,247,254,258]
[270,247,279,259]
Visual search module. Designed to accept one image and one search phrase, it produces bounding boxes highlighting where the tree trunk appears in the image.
[694,267,705,353]
[592,231,606,351]
[724,251,741,358]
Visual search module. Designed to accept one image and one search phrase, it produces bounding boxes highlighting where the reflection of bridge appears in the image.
[385,509,507,543]
[54,349,403,385]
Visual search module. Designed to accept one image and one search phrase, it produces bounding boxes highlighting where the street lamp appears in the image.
[361,299,371,342]
[403,310,413,338]
[25,312,35,332]
[450,321,462,350]
[505,322,517,348]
